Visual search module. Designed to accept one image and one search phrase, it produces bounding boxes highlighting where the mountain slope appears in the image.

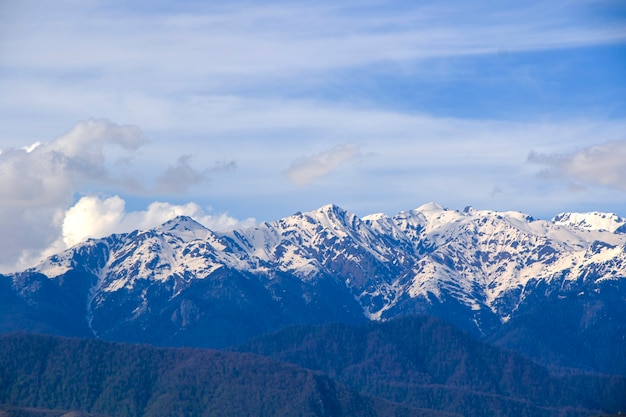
[2,202,626,371]
[489,277,626,373]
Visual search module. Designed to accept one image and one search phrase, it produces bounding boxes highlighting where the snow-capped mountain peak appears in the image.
[156,215,212,242]
[307,204,361,232]
[17,202,626,341]
[416,201,446,212]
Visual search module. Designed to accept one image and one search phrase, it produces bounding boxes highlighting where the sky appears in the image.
[0,0,625,272]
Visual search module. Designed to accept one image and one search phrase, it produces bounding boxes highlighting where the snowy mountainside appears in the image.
[552,211,626,232]
[4,202,626,358]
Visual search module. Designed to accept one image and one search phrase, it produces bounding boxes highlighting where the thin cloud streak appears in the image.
[286,144,362,186]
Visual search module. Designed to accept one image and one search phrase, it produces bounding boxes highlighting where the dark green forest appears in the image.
[233,316,626,417]
[0,332,440,417]
[0,316,624,417]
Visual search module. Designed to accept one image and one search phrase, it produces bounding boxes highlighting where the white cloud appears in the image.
[285,143,362,186]
[52,118,146,157]
[61,195,126,247]
[0,118,147,208]
[119,199,256,233]
[528,140,626,191]
[22,141,42,153]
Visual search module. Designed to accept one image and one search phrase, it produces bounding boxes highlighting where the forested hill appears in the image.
[1,318,625,417]
[233,315,626,417]
[0,333,443,417]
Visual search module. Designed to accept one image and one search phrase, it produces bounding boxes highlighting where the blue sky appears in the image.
[0,0,625,271]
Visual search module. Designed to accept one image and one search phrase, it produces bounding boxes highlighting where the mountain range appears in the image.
[1,202,625,375]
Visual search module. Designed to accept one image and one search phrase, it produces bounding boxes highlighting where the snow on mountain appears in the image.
[359,203,626,324]
[97,216,230,293]
[33,238,111,279]
[552,211,626,233]
[35,248,81,279]
[155,215,214,242]
[22,202,626,338]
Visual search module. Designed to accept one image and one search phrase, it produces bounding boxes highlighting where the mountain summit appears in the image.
[2,203,625,373]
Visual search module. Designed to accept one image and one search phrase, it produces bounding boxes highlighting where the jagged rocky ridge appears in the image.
[2,203,626,372]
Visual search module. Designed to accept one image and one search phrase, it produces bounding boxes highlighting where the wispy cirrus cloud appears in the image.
[5,1,625,74]
[285,143,362,186]
[2,0,624,111]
